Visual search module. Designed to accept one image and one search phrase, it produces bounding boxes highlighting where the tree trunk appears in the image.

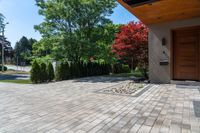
[131,57,134,72]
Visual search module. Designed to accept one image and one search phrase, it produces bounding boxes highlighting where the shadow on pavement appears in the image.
[72,76,141,83]
[0,74,30,80]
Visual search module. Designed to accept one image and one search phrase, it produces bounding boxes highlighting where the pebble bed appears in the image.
[103,81,145,95]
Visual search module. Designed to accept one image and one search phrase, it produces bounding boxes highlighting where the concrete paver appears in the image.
[0,77,200,133]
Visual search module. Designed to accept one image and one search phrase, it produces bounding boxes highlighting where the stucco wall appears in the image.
[148,17,200,83]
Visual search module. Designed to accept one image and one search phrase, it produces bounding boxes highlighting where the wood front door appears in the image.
[173,27,200,81]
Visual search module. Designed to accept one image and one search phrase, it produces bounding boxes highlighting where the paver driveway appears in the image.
[0,77,200,133]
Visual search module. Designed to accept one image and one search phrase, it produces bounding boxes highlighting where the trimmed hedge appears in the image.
[30,60,41,83]
[31,60,131,83]
[122,64,131,73]
[31,61,55,83]
[40,63,48,82]
[55,62,111,81]
[47,62,55,82]
[113,64,131,74]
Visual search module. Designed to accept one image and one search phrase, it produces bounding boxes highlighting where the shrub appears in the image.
[40,63,48,82]
[113,64,122,74]
[55,61,111,81]
[47,62,55,81]
[139,67,149,79]
[55,62,71,81]
[112,64,131,74]
[55,62,62,81]
[82,63,88,77]
[0,65,7,71]
[122,64,131,73]
[134,66,148,78]
[30,60,41,83]
[62,62,70,80]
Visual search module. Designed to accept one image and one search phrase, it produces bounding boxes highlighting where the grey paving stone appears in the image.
[0,78,199,132]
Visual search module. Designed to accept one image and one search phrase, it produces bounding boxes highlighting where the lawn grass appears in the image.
[0,80,31,84]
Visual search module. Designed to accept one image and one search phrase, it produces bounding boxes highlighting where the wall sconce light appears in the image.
[160,37,169,66]
[162,38,166,46]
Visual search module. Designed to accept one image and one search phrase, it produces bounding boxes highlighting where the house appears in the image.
[118,0,200,83]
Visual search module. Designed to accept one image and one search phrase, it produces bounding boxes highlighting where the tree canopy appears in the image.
[112,21,148,70]
[34,0,117,63]
[14,36,37,65]
[0,13,5,33]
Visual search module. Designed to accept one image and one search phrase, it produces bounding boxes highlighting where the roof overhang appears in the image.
[118,0,200,25]
[122,0,157,7]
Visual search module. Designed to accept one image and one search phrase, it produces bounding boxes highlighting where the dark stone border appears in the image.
[198,88,200,93]
[193,100,200,117]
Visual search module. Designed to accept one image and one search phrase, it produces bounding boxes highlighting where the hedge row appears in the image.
[112,64,131,74]
[55,62,111,81]
[30,60,131,83]
[30,61,54,83]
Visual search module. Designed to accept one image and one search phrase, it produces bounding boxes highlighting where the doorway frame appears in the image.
[171,26,200,81]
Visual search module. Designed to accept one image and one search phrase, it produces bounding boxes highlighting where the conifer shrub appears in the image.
[113,64,130,74]
[113,64,122,74]
[55,61,111,81]
[40,62,48,82]
[47,62,55,82]
[69,63,75,78]
[122,64,131,73]
[30,60,41,83]
[83,63,88,77]
[55,62,62,81]
[63,62,70,80]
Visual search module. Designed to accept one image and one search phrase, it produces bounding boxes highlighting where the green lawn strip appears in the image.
[0,80,31,84]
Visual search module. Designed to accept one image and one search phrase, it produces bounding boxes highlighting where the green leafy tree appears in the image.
[34,0,116,63]
[47,62,55,81]
[14,36,37,65]
[0,13,5,32]
[30,60,41,83]
[89,23,121,63]
[33,36,62,60]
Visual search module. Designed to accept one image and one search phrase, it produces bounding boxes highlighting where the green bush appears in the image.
[112,64,130,74]
[40,63,48,82]
[62,62,70,80]
[47,62,55,81]
[59,62,65,80]
[55,62,62,81]
[0,65,7,71]
[55,61,111,81]
[122,64,131,73]
[30,60,41,83]
[113,64,122,74]
[70,62,80,78]
[31,60,56,83]
[134,66,148,78]
[55,62,71,81]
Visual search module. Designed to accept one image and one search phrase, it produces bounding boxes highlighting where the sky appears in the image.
[0,0,138,47]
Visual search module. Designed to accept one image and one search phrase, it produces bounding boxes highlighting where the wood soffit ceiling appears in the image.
[117,0,200,25]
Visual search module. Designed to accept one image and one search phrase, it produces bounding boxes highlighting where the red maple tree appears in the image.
[112,21,148,74]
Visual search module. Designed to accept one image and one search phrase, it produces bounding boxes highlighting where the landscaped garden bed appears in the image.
[98,81,150,97]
